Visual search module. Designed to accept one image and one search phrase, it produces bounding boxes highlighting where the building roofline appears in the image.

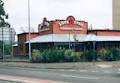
[17,32,39,35]
[88,30,120,32]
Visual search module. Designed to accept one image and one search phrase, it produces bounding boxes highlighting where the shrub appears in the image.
[97,48,110,61]
[31,48,81,63]
[105,48,120,61]
[42,48,65,63]
[64,49,81,62]
[55,48,65,62]
[81,50,97,62]
[31,50,43,63]
[64,49,74,62]
[71,54,81,62]
[111,48,120,60]
[98,48,120,61]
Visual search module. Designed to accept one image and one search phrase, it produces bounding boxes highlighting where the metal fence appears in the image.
[0,27,16,60]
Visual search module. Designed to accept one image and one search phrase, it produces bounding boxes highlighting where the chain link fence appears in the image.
[0,27,15,61]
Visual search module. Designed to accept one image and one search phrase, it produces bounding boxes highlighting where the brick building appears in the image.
[13,33,39,56]
[13,16,120,56]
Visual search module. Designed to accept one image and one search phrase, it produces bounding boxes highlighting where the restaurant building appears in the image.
[13,16,120,56]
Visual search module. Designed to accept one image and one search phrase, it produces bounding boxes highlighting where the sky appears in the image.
[3,0,112,34]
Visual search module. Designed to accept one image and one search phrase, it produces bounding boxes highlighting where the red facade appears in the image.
[88,30,120,36]
[14,33,39,56]
[38,16,88,35]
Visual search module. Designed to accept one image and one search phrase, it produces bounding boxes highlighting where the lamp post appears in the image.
[28,0,31,60]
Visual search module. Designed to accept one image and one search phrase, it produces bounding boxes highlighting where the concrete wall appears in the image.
[113,0,120,30]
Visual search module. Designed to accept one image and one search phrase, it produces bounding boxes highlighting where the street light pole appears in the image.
[28,0,31,60]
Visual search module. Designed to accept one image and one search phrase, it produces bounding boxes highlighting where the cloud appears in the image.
[4,0,112,33]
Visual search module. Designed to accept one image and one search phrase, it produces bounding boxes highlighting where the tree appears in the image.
[0,0,10,59]
[0,0,9,27]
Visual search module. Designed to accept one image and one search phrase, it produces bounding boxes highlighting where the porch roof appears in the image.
[25,34,120,43]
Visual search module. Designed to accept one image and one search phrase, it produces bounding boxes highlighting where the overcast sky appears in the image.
[4,0,112,34]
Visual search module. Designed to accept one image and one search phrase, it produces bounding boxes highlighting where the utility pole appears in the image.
[28,0,31,61]
[10,28,14,59]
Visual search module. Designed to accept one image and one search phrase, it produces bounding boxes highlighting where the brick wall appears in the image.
[88,30,120,36]
[14,33,39,56]
[18,33,39,44]
[52,21,88,34]
[97,31,120,36]
[38,16,88,35]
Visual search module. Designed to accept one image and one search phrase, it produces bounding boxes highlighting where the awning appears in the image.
[25,34,120,43]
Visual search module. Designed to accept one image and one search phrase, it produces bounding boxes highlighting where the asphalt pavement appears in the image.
[0,65,120,83]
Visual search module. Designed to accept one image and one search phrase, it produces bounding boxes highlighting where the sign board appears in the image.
[59,16,84,30]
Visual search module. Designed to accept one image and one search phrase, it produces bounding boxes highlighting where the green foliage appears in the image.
[0,0,10,57]
[81,50,97,62]
[4,44,12,55]
[111,48,120,60]
[97,48,110,60]
[105,48,120,61]
[0,0,9,27]
[31,48,120,63]
[71,54,81,62]
[31,49,81,63]
[0,42,12,55]
[41,48,66,63]
[97,48,120,61]
[64,49,73,62]
[64,49,80,62]
[31,50,43,63]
